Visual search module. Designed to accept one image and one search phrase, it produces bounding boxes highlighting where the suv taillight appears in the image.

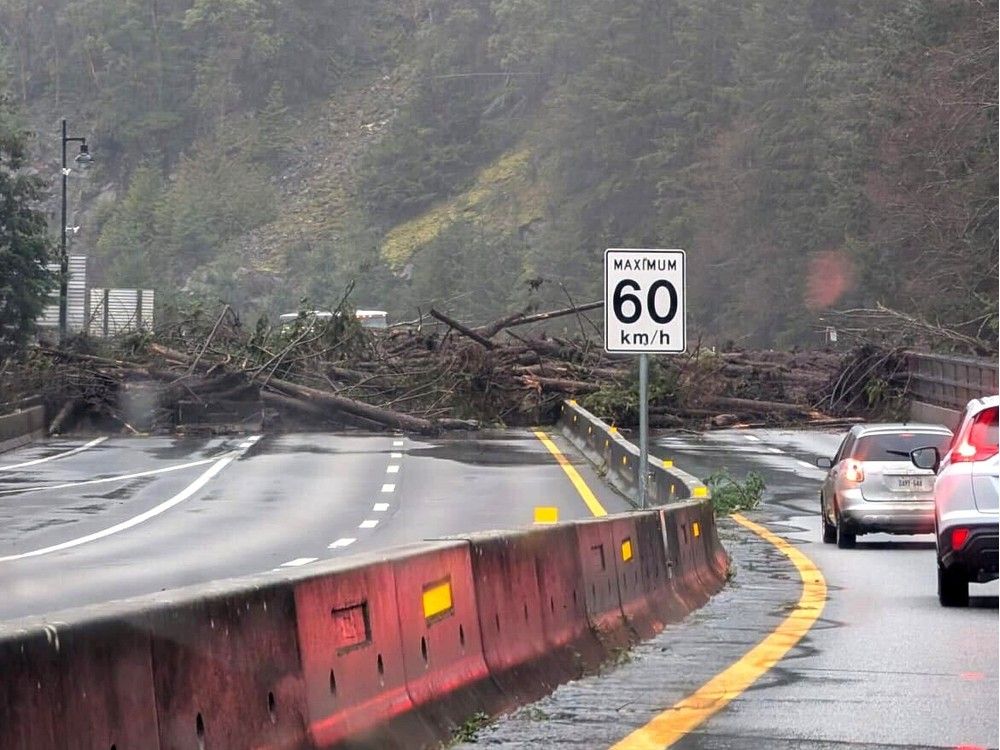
[844,459,865,483]
[950,407,999,464]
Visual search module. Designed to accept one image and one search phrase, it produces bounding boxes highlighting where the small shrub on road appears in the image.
[703,470,766,514]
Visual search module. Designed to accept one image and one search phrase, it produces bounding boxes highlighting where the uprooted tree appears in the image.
[1,296,917,436]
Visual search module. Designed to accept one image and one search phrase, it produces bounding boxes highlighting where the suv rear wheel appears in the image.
[937,563,969,607]
[822,508,837,544]
[837,511,856,549]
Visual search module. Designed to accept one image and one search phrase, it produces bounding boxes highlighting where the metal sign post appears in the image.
[604,248,686,509]
[638,352,649,509]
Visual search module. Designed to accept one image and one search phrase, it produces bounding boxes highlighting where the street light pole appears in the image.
[59,118,89,341]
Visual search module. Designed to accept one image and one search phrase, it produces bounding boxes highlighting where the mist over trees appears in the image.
[1,0,995,348]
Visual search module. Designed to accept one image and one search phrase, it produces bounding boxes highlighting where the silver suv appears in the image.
[818,424,953,549]
[911,396,999,607]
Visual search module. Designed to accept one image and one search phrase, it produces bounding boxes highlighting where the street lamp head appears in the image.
[74,143,93,166]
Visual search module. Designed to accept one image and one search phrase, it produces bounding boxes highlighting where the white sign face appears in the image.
[604,248,686,353]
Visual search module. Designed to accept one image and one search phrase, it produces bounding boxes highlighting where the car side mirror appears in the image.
[910,446,941,473]
[816,457,833,469]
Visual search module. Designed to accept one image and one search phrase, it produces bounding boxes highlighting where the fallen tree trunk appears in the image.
[477,300,603,338]
[701,395,811,415]
[269,378,436,434]
[429,309,495,349]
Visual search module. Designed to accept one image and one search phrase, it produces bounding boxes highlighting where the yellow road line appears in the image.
[533,431,607,517]
[609,512,827,750]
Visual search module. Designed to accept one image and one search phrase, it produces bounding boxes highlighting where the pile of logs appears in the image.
[4,302,907,435]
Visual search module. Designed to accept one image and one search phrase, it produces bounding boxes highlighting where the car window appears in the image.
[834,434,855,462]
[851,432,952,461]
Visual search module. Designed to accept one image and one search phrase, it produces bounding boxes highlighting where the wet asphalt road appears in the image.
[0,430,630,621]
[462,427,999,749]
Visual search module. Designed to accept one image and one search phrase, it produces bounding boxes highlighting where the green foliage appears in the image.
[703,469,766,514]
[449,712,492,744]
[0,90,52,356]
[581,360,679,425]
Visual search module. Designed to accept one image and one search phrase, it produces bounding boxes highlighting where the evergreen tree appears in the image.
[0,91,52,356]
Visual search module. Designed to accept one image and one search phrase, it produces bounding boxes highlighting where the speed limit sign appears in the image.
[604,248,686,353]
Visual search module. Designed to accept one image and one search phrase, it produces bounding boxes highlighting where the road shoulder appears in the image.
[456,515,807,748]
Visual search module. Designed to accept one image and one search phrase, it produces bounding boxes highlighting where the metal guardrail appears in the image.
[906,351,998,411]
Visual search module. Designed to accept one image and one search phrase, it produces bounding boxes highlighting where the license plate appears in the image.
[892,476,931,492]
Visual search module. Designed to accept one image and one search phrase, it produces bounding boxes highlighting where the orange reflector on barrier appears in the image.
[693,486,709,498]
[422,579,453,621]
[692,522,701,538]
[534,506,559,525]
[621,539,633,562]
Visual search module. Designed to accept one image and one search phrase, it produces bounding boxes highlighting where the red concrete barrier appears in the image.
[530,523,605,670]
[574,517,631,647]
[390,542,502,733]
[465,530,564,703]
[147,583,308,750]
[0,616,160,750]
[602,514,658,640]
[294,556,423,750]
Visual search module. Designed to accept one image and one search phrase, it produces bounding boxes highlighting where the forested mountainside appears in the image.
[2,0,996,347]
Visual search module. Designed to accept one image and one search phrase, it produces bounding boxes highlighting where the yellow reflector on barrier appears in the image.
[568,399,578,406]
[621,539,633,562]
[422,580,453,621]
[610,426,618,434]
[534,506,559,525]
[693,486,709,498]
[663,459,674,469]
[692,522,701,538]
[622,456,628,466]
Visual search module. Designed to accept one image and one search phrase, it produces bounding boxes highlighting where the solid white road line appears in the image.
[359,519,379,529]
[0,437,108,472]
[390,452,402,459]
[281,557,317,567]
[386,465,400,474]
[0,456,216,497]
[328,538,356,548]
[0,453,237,561]
[372,502,390,512]
[381,483,396,493]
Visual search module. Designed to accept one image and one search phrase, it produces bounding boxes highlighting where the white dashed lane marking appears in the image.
[381,483,396,493]
[743,434,761,442]
[280,557,317,567]
[328,538,356,549]
[390,452,402,459]
[393,440,404,447]
[372,502,390,512]
[386,465,400,474]
[359,519,379,529]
